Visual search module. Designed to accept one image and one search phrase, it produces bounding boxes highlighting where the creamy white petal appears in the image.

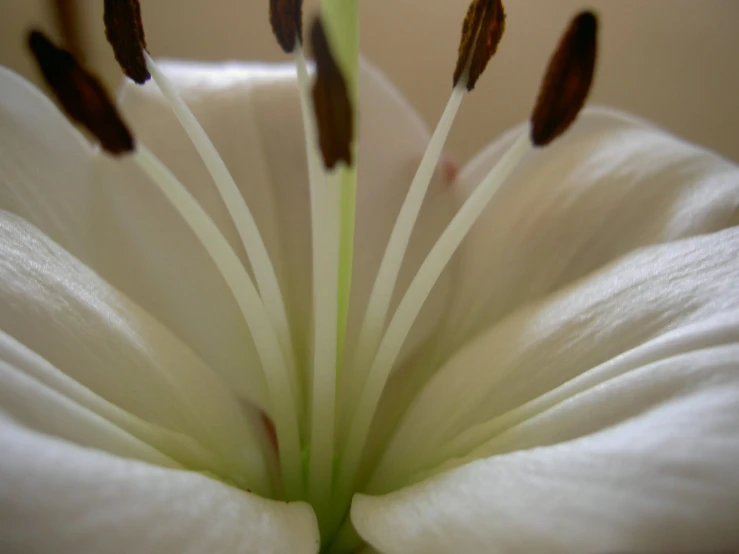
[373,226,739,490]
[118,59,460,365]
[446,108,739,355]
[364,110,739,461]
[354,119,739,552]
[353,344,739,554]
[0,66,270,409]
[0,420,318,554]
[0,211,269,491]
[0,338,179,469]
[0,328,255,476]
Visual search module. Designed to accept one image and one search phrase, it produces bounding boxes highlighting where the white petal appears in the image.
[0,420,318,554]
[373,226,739,490]
[0,331,179,469]
[0,211,269,490]
[364,110,739,458]
[0,327,254,477]
[446,108,739,354]
[118,59,460,365]
[0,66,269,409]
[353,344,739,553]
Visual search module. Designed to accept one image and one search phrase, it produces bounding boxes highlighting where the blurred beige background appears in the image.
[2,0,738,164]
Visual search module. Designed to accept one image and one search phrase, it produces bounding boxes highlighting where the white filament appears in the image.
[132,143,303,499]
[130,41,532,521]
[338,132,532,499]
[143,53,299,399]
[295,46,340,513]
[345,85,466,427]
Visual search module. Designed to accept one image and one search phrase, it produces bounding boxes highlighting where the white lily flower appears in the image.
[1,1,739,553]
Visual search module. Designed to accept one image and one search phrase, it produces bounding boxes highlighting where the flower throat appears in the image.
[29,0,597,547]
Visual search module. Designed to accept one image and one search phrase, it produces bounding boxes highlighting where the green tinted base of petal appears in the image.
[324,512,364,554]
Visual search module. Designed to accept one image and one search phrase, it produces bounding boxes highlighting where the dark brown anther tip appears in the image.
[453,0,506,91]
[270,0,303,53]
[28,30,134,156]
[310,19,354,170]
[530,11,598,147]
[103,0,150,84]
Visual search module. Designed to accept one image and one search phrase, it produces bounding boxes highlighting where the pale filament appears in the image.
[337,132,532,505]
[344,84,465,436]
[143,53,300,404]
[132,33,530,519]
[132,143,304,499]
[294,43,340,517]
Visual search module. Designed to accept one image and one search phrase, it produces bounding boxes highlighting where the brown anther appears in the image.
[530,11,598,147]
[270,0,303,53]
[103,0,150,84]
[453,0,506,91]
[310,19,354,169]
[28,30,134,156]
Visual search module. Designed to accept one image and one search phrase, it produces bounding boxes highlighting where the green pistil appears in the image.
[321,0,359,371]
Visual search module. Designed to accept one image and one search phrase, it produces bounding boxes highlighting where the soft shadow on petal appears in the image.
[0,327,261,477]
[0,66,270,410]
[447,107,739,355]
[0,330,181,469]
[0,420,319,554]
[118,59,460,367]
[365,109,739,462]
[373,226,739,490]
[354,345,739,554]
[0,211,270,490]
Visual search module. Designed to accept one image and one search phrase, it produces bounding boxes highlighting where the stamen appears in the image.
[338,133,531,504]
[345,0,505,438]
[142,54,299,403]
[319,0,361,375]
[453,0,506,91]
[103,0,150,84]
[306,166,341,521]
[39,18,303,496]
[310,19,354,169]
[269,0,304,53]
[132,143,304,499]
[338,10,599,503]
[294,24,345,520]
[105,0,297,380]
[531,11,598,146]
[303,24,354,516]
[345,87,464,430]
[27,30,134,156]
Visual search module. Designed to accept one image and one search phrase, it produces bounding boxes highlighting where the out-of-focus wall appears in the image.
[2,0,738,163]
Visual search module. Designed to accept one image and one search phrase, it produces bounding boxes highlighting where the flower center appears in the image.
[29,2,597,549]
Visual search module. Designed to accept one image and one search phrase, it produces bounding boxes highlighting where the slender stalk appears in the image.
[336,133,531,506]
[133,143,304,499]
[144,53,299,402]
[345,86,465,433]
[295,47,339,520]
